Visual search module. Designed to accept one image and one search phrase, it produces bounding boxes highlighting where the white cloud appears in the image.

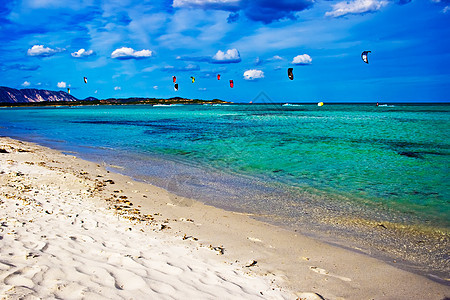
[153,86,158,90]
[325,0,388,17]
[270,55,284,61]
[211,48,241,63]
[111,47,153,59]
[22,81,31,87]
[185,63,199,70]
[243,69,264,80]
[71,48,94,58]
[443,5,449,13]
[57,81,67,88]
[27,45,58,57]
[199,87,207,91]
[26,0,88,9]
[161,64,200,72]
[173,0,240,8]
[292,54,312,65]
[143,66,158,72]
[114,86,121,90]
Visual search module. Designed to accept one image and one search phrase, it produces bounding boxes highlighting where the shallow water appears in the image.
[1,103,449,278]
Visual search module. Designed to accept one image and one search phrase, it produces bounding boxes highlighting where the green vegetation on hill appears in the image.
[0,97,230,107]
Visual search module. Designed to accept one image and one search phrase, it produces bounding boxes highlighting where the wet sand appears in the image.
[0,137,449,299]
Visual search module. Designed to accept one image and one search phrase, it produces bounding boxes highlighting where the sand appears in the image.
[0,137,449,300]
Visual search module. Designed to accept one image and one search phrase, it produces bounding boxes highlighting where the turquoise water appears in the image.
[0,104,449,230]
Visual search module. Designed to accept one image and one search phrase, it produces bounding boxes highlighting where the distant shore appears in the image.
[1,136,449,299]
[0,97,231,107]
[2,100,450,108]
[0,86,231,106]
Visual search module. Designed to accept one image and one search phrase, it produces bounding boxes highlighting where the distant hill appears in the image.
[83,96,99,101]
[0,86,82,103]
[0,86,229,106]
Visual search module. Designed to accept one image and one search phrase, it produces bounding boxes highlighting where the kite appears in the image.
[173,76,177,83]
[288,68,294,80]
[67,88,70,94]
[83,77,87,84]
[361,51,371,64]
[229,80,234,88]
[191,76,195,83]
[217,74,221,80]
[174,83,179,91]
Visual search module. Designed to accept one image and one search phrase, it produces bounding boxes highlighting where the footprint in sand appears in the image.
[22,240,48,252]
[4,266,42,288]
[70,234,96,243]
[309,266,351,282]
[109,269,147,290]
[1,286,36,299]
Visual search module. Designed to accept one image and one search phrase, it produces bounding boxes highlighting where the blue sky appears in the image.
[1,0,449,103]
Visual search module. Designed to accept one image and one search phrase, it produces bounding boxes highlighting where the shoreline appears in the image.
[1,136,449,299]
[73,141,450,282]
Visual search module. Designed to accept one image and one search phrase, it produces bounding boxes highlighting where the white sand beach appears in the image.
[0,137,449,299]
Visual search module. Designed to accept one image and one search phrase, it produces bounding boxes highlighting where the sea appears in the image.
[0,103,449,280]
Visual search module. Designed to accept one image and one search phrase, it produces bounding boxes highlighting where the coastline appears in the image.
[68,138,450,282]
[0,136,449,299]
